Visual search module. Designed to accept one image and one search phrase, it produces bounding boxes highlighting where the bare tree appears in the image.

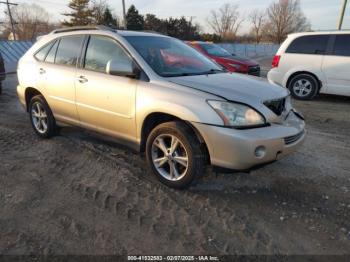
[207,3,244,41]
[249,9,265,44]
[4,3,55,40]
[90,0,107,25]
[264,0,310,43]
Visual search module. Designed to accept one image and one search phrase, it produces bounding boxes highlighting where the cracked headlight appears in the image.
[208,100,266,128]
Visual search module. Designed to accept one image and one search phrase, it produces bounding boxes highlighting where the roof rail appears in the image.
[50,25,116,35]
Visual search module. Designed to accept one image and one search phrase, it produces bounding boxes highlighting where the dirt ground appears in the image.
[0,74,350,256]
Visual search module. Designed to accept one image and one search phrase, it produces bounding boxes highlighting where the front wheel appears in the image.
[146,121,206,189]
[29,95,57,138]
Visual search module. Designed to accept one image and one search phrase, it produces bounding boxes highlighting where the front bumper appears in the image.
[17,85,26,110]
[248,65,261,77]
[192,111,305,170]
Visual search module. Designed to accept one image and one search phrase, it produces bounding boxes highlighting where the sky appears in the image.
[2,0,350,34]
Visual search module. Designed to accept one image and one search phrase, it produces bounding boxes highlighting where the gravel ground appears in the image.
[0,74,350,255]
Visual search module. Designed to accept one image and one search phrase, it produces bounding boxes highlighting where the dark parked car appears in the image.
[0,52,5,94]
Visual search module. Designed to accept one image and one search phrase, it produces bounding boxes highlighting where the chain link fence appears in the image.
[218,43,280,58]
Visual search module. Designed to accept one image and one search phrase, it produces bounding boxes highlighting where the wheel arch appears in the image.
[24,87,44,112]
[139,112,210,164]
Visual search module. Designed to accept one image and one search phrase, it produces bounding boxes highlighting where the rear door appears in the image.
[322,34,350,96]
[41,35,85,124]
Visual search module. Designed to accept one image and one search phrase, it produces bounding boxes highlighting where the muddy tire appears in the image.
[29,95,57,138]
[146,121,205,189]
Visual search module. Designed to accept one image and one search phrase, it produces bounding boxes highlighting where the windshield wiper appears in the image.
[200,68,227,75]
[162,69,226,77]
[161,72,192,77]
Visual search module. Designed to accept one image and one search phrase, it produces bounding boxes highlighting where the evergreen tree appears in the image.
[125,5,144,30]
[101,7,117,27]
[144,14,166,34]
[62,0,93,26]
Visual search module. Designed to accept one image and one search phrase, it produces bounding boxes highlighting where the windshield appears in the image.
[124,36,224,77]
[200,43,232,57]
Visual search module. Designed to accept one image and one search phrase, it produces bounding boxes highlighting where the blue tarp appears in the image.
[0,41,33,63]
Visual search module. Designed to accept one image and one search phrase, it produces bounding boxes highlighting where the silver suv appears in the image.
[17,26,305,189]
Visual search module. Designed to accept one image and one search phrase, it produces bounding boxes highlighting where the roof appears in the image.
[118,30,167,37]
[288,30,350,37]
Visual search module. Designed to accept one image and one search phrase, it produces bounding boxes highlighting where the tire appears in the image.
[29,95,57,138]
[288,74,319,100]
[146,121,205,189]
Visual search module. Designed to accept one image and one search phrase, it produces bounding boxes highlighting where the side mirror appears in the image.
[106,59,138,77]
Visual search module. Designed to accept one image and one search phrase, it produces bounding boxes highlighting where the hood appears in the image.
[219,55,258,66]
[168,72,288,105]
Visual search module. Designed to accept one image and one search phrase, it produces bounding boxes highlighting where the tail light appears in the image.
[272,55,281,68]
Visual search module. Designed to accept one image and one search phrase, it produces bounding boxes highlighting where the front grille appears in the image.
[248,65,260,76]
[284,130,305,145]
[264,98,286,116]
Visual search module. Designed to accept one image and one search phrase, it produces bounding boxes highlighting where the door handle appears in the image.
[39,68,46,74]
[77,75,88,83]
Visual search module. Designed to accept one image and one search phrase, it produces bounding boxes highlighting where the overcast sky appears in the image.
[3,0,350,33]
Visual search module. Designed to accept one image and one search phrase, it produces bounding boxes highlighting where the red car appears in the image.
[187,41,261,76]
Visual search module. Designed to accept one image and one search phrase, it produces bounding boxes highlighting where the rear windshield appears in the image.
[286,35,329,55]
[200,43,231,57]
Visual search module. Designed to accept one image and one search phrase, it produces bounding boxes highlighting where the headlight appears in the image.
[208,100,265,127]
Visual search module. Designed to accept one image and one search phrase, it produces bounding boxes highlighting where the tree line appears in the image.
[1,0,310,44]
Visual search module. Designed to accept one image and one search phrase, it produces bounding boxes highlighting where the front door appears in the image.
[75,35,137,141]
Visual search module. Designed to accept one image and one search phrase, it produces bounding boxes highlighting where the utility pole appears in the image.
[0,0,18,40]
[122,0,127,29]
[337,0,348,30]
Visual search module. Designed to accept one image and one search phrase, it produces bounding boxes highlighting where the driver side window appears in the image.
[84,35,132,73]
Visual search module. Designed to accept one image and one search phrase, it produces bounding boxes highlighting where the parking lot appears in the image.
[0,74,350,255]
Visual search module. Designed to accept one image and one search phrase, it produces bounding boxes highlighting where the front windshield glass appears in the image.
[124,36,224,77]
[200,43,232,57]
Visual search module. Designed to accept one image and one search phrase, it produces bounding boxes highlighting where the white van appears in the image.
[268,31,350,100]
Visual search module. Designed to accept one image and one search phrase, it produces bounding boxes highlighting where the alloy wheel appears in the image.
[31,102,48,134]
[151,134,189,182]
[293,79,312,97]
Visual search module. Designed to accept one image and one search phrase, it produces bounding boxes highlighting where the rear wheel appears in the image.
[29,95,57,138]
[146,121,205,189]
[288,74,319,100]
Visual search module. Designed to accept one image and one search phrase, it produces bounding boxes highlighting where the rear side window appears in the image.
[34,41,55,61]
[286,35,329,55]
[55,35,84,66]
[45,40,59,63]
[333,35,350,56]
